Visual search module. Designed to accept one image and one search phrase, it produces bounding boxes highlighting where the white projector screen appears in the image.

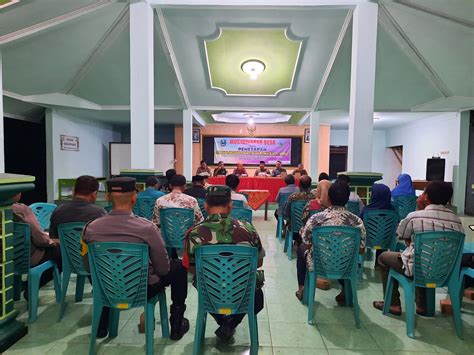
[110,143,175,176]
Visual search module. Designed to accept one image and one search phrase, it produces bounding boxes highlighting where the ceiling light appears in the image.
[241,60,265,81]
[248,118,255,125]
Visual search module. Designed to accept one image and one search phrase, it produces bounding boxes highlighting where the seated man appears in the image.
[196,160,211,176]
[153,174,204,228]
[138,176,165,199]
[232,162,248,177]
[160,169,177,193]
[292,163,308,176]
[337,174,364,214]
[82,177,189,340]
[283,175,316,220]
[296,181,366,302]
[50,175,106,238]
[184,175,207,199]
[271,160,287,177]
[213,161,227,176]
[225,174,249,209]
[184,186,265,342]
[318,172,330,182]
[274,174,299,220]
[373,181,463,316]
[12,193,61,296]
[254,160,271,176]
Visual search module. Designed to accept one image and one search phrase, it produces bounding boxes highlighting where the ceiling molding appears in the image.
[394,0,474,29]
[297,112,311,126]
[149,0,363,8]
[3,111,43,124]
[191,105,312,112]
[63,4,130,94]
[101,105,183,110]
[191,110,206,127]
[155,8,191,108]
[311,9,353,113]
[378,4,453,98]
[0,0,115,47]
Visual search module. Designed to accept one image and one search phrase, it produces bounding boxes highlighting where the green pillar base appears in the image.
[0,312,28,352]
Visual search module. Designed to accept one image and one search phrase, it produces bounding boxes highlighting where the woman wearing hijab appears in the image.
[391,173,415,199]
[302,179,331,224]
[360,183,394,218]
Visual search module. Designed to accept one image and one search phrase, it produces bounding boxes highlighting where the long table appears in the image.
[207,176,299,202]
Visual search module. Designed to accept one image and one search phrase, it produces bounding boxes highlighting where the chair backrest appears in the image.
[196,198,208,219]
[230,207,253,224]
[132,196,157,221]
[346,201,360,215]
[104,205,112,213]
[30,203,57,230]
[290,200,307,233]
[363,209,399,250]
[160,208,195,249]
[13,222,31,275]
[195,244,258,315]
[311,226,361,279]
[231,200,244,208]
[88,242,149,309]
[57,222,89,276]
[393,195,417,220]
[278,192,291,210]
[414,231,465,288]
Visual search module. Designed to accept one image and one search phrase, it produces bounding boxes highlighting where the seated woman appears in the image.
[302,179,331,225]
[391,173,415,199]
[360,183,394,218]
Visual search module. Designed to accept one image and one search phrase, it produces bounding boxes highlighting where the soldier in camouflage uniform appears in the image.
[183,185,265,342]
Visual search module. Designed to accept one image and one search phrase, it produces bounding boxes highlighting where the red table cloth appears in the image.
[239,190,270,210]
[207,176,299,202]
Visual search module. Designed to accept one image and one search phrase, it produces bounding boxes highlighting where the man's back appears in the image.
[184,186,207,199]
[50,198,106,237]
[83,211,169,284]
[153,191,203,226]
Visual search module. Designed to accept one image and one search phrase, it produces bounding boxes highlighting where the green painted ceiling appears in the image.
[197,110,306,124]
[205,28,301,96]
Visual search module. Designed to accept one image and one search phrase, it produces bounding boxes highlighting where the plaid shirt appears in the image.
[398,204,463,276]
[283,190,316,218]
[301,206,366,271]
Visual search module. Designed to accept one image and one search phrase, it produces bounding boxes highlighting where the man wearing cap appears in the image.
[184,185,265,342]
[138,176,165,199]
[82,177,190,340]
[153,174,204,228]
[184,175,206,199]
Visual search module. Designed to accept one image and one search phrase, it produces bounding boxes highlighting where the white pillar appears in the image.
[0,50,4,173]
[308,111,320,179]
[130,1,154,169]
[183,110,193,179]
[347,2,378,172]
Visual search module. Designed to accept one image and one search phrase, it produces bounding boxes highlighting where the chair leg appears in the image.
[248,312,258,355]
[448,284,464,340]
[358,254,364,281]
[89,304,102,355]
[404,285,416,338]
[276,217,282,242]
[13,274,22,301]
[108,308,120,338]
[286,233,294,261]
[145,303,156,355]
[302,272,309,305]
[307,271,316,325]
[425,288,435,317]
[344,280,353,307]
[28,270,41,323]
[193,309,206,355]
[57,270,71,322]
[382,273,394,315]
[75,275,86,302]
[158,292,170,338]
[350,279,361,328]
[52,264,61,303]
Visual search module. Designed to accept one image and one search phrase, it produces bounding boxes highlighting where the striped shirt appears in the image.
[397,204,464,276]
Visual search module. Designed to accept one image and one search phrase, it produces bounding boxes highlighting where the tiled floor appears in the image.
[6,211,474,354]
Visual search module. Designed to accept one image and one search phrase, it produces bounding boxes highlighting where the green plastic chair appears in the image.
[231,200,244,208]
[196,198,208,219]
[303,226,362,327]
[392,195,417,220]
[104,204,112,213]
[230,207,253,224]
[275,193,291,243]
[284,200,306,260]
[30,202,57,231]
[88,242,169,355]
[133,196,157,221]
[193,245,259,355]
[459,267,474,307]
[383,231,465,339]
[160,208,195,251]
[57,222,89,322]
[346,201,360,216]
[12,222,61,323]
[360,210,399,279]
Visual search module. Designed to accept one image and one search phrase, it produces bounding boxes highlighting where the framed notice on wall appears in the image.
[304,128,310,143]
[60,135,79,151]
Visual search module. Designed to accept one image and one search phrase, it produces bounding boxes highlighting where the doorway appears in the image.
[329,146,347,179]
[4,117,47,204]
[464,111,474,215]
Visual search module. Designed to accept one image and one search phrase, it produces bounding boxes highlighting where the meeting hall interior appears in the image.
[0,0,473,354]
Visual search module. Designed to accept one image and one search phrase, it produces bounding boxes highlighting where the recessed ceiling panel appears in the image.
[212,111,291,123]
[205,28,302,96]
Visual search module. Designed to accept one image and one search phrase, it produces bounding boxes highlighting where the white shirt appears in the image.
[231,191,249,209]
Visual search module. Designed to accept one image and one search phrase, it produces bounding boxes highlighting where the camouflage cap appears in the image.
[206,185,231,198]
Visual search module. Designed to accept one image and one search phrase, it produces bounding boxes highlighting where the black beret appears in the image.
[107,177,137,193]
[192,175,205,183]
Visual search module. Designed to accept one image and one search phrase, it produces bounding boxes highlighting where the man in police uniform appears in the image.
[184,185,265,342]
[82,177,189,340]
